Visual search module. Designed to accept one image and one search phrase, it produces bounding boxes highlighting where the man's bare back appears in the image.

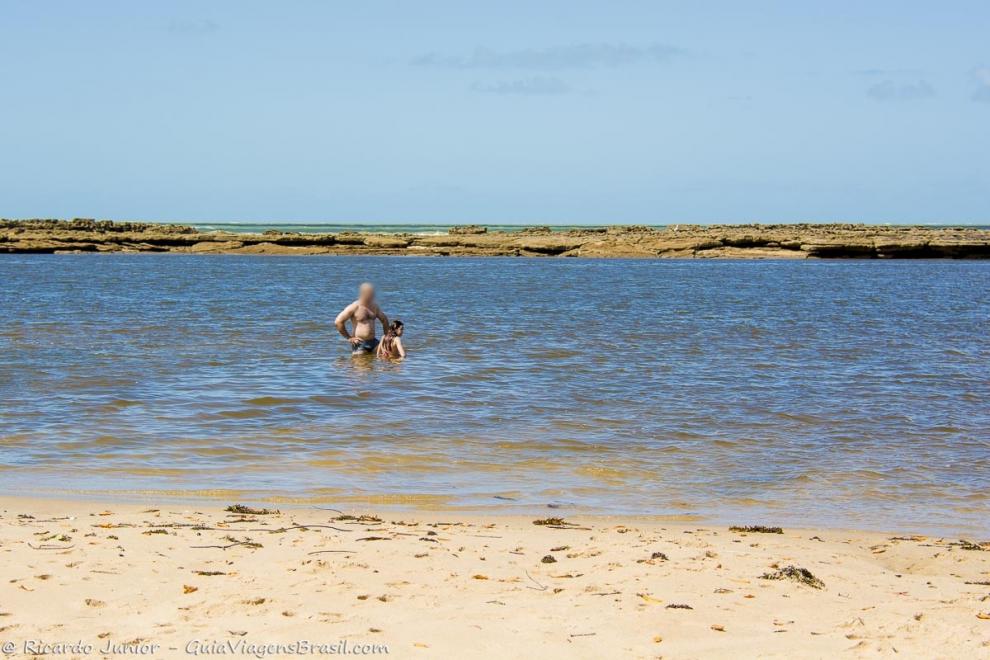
[334,282,390,354]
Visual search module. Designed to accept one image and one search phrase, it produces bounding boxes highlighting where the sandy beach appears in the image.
[0,497,987,659]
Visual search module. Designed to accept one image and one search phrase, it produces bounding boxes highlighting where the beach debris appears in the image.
[550,545,570,552]
[143,529,168,535]
[760,565,825,589]
[84,599,105,608]
[224,505,278,515]
[532,517,590,530]
[334,514,383,523]
[524,571,548,591]
[182,585,198,594]
[730,525,783,534]
[28,543,74,551]
[357,536,392,542]
[191,535,262,550]
[472,574,489,580]
[493,495,516,501]
[977,612,990,620]
[653,635,663,644]
[651,552,669,560]
[666,603,693,610]
[541,555,557,564]
[243,598,266,606]
[954,539,989,551]
[192,570,226,576]
[711,624,726,632]
[307,549,356,555]
[637,593,663,605]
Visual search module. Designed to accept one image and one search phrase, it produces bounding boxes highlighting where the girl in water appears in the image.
[376,320,406,359]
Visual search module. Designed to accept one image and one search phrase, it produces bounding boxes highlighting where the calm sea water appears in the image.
[2,255,988,535]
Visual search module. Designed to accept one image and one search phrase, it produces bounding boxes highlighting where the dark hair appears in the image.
[387,320,403,334]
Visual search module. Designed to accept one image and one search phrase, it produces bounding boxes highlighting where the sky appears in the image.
[1,1,988,224]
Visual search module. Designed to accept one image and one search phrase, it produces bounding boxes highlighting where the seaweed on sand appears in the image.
[225,505,279,515]
[730,525,783,534]
[760,565,825,589]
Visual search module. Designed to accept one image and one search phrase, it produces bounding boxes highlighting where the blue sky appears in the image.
[1,1,987,224]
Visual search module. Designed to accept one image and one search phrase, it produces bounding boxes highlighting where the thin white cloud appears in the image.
[414,43,681,70]
[867,80,935,102]
[972,67,990,102]
[471,77,572,96]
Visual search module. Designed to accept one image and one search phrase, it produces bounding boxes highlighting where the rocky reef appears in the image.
[2,219,989,258]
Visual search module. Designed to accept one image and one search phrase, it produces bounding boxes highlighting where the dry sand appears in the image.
[0,497,988,659]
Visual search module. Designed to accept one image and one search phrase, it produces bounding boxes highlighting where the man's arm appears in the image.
[334,302,361,344]
[376,306,390,335]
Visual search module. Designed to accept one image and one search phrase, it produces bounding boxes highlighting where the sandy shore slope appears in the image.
[1,498,988,658]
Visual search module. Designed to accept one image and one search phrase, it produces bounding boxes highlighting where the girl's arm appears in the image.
[394,337,405,358]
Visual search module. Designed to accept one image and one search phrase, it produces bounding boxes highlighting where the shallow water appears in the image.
[1,255,988,534]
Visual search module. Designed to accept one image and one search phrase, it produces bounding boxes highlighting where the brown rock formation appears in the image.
[1,219,988,258]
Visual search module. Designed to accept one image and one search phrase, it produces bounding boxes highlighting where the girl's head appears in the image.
[388,320,404,337]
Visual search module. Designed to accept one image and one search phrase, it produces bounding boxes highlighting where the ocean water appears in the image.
[1,255,988,535]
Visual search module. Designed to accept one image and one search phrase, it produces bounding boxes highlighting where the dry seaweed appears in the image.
[666,603,693,610]
[225,505,279,515]
[760,565,825,589]
[730,525,783,534]
[334,514,382,523]
[954,539,988,551]
[532,517,589,530]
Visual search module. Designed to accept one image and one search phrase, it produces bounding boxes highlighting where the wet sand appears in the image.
[1,497,988,658]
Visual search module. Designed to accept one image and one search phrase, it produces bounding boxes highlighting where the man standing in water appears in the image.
[334,282,390,355]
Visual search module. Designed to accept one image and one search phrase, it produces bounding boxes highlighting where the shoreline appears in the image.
[3,219,990,258]
[2,487,986,540]
[1,496,987,657]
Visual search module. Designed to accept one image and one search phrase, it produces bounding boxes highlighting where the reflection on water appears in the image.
[1,255,988,534]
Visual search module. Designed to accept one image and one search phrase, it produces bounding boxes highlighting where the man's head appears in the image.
[358,282,375,304]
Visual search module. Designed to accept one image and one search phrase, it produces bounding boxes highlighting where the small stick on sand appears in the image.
[525,570,548,591]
